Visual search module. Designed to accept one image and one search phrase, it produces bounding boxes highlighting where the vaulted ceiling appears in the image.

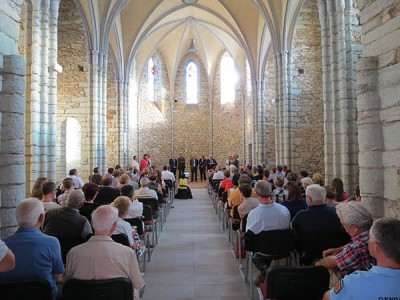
[75,0,306,87]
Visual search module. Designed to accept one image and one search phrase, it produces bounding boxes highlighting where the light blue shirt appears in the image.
[246,202,290,234]
[329,266,400,300]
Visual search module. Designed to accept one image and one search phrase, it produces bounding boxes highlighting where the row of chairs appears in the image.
[206,179,336,300]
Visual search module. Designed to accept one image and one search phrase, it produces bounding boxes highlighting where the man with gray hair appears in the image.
[135,177,157,199]
[0,199,64,298]
[324,217,400,300]
[65,205,145,299]
[315,201,375,278]
[43,190,93,259]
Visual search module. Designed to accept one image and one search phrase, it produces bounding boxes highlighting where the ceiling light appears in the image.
[188,39,197,53]
[182,0,198,5]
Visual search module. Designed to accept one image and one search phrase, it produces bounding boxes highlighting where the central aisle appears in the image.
[142,187,249,300]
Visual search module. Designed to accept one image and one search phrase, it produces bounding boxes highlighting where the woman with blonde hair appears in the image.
[312,172,324,186]
[118,173,130,188]
[111,196,137,249]
[31,177,48,200]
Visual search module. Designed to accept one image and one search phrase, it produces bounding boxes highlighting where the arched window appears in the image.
[148,58,155,102]
[185,61,198,104]
[220,52,236,104]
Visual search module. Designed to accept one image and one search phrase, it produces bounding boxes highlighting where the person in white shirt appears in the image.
[111,196,137,248]
[238,184,259,219]
[57,177,75,206]
[135,177,157,199]
[121,185,143,219]
[212,166,225,180]
[161,165,175,183]
[68,168,84,189]
[41,181,62,212]
[0,239,15,272]
[132,155,140,172]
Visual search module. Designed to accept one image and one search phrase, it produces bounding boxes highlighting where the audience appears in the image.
[0,199,64,298]
[219,169,233,192]
[315,201,375,278]
[95,174,121,205]
[228,174,254,218]
[271,175,288,203]
[281,181,307,220]
[68,168,84,189]
[331,177,348,202]
[88,167,100,183]
[57,177,75,206]
[312,172,324,186]
[0,239,15,272]
[111,196,137,248]
[31,176,47,200]
[80,183,100,222]
[135,177,158,199]
[324,218,400,300]
[325,185,338,206]
[237,184,259,219]
[65,205,145,297]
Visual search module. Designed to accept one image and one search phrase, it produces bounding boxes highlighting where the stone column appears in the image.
[118,80,130,168]
[318,0,360,193]
[255,80,265,165]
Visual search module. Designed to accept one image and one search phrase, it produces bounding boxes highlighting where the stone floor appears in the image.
[142,186,250,300]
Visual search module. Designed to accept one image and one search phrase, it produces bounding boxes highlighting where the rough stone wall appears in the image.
[173,54,211,169]
[263,50,276,169]
[245,60,254,167]
[212,54,245,169]
[357,0,400,218]
[291,0,324,174]
[106,54,118,169]
[57,0,90,181]
[0,0,25,237]
[138,51,172,169]
[129,60,138,163]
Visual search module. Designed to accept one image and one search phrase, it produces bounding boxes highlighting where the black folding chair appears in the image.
[266,266,330,300]
[0,279,52,300]
[63,277,133,300]
[111,233,130,247]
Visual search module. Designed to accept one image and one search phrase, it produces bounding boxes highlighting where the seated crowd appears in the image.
[207,161,400,299]
[0,159,179,299]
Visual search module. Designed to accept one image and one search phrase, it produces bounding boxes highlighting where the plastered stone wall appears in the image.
[0,0,25,237]
[291,0,324,174]
[106,55,119,169]
[57,0,90,181]
[357,0,400,218]
[244,60,254,167]
[263,50,276,170]
[137,51,172,169]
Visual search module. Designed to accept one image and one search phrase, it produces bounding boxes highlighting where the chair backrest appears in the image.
[124,217,144,235]
[164,179,173,189]
[63,277,133,300]
[296,230,350,258]
[56,235,84,263]
[0,279,52,300]
[142,204,153,222]
[245,229,296,254]
[266,266,330,300]
[137,198,158,213]
[111,233,130,247]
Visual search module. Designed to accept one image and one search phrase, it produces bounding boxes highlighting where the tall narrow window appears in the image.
[185,61,198,104]
[148,58,155,102]
[221,52,236,104]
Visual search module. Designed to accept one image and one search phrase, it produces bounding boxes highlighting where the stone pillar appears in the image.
[0,0,25,237]
[118,80,130,168]
[24,0,59,192]
[255,80,265,165]
[318,0,360,193]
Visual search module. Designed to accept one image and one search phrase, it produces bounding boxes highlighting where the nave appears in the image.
[143,186,248,300]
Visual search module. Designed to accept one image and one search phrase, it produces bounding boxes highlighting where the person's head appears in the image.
[111,196,131,218]
[331,177,345,202]
[115,164,121,170]
[16,198,45,228]
[91,205,118,235]
[102,173,113,186]
[286,172,298,182]
[287,181,301,203]
[238,174,252,186]
[93,167,99,174]
[239,184,252,199]
[62,177,74,190]
[82,183,99,201]
[257,166,264,175]
[66,190,85,209]
[133,155,137,161]
[31,177,48,199]
[119,174,130,185]
[324,185,336,201]
[121,184,135,199]
[305,184,326,204]
[301,177,314,191]
[140,177,149,187]
[90,173,102,185]
[299,170,308,179]
[355,185,361,202]
[223,169,230,178]
[336,201,373,236]
[41,181,56,197]
[232,174,240,187]
[69,168,77,176]
[107,167,114,175]
[274,175,284,188]
[263,169,270,179]
[369,218,400,265]
[276,165,283,172]
[312,173,324,186]
[254,180,272,200]
[149,171,158,181]
[163,165,168,171]
[113,169,121,179]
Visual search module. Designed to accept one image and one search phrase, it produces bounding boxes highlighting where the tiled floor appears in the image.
[142,187,250,300]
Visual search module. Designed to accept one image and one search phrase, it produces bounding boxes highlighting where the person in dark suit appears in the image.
[207,155,217,170]
[190,155,199,182]
[169,155,178,178]
[177,154,186,178]
[199,155,207,181]
[94,174,121,205]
